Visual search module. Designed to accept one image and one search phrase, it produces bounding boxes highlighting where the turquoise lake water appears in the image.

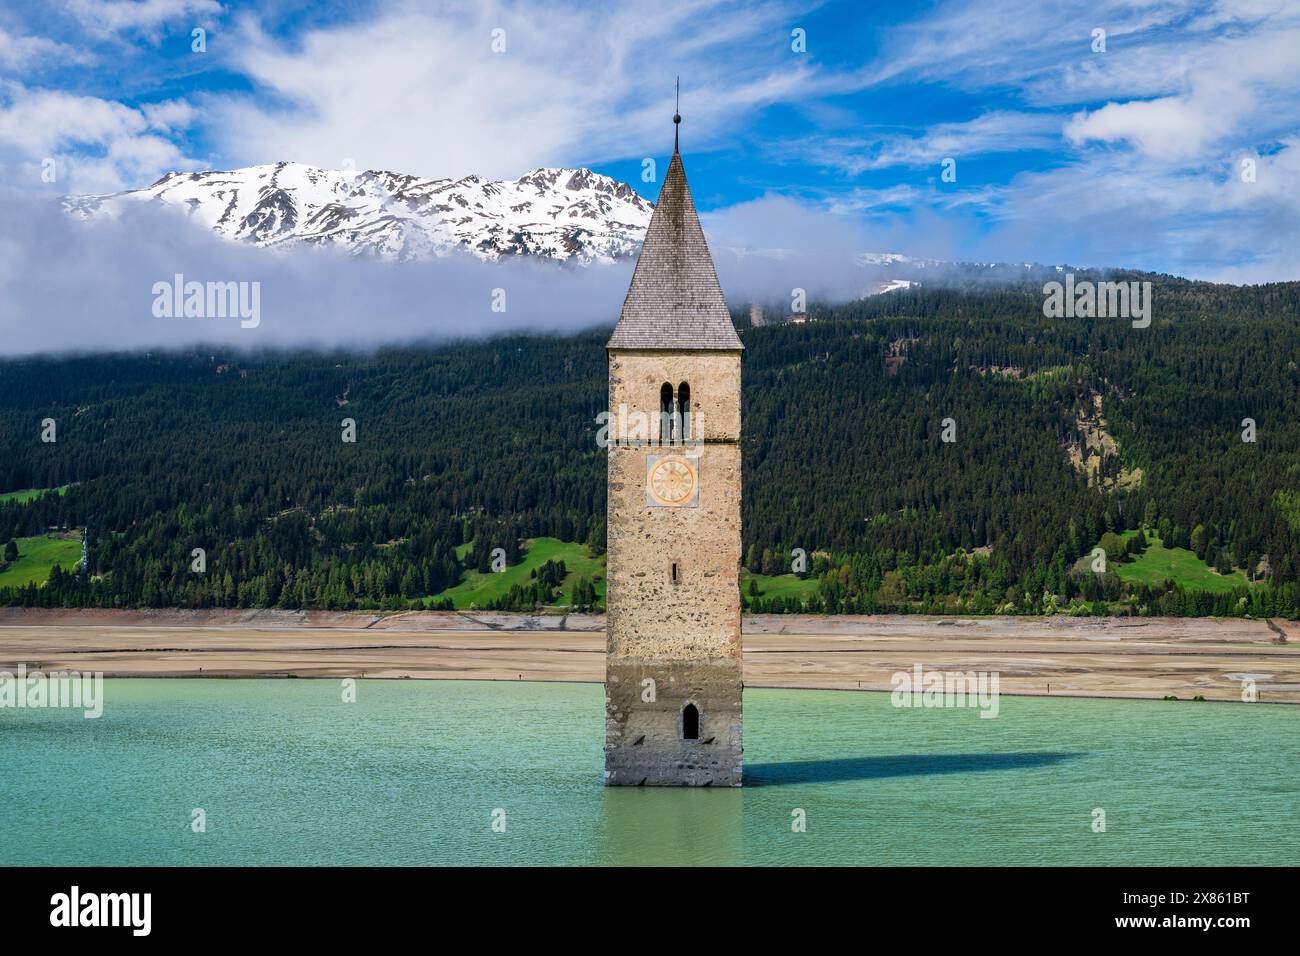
[1,679,1296,866]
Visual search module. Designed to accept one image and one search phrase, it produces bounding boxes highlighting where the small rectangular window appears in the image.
[671,562,679,584]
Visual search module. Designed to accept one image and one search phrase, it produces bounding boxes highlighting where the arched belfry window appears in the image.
[682,703,699,740]
[677,382,691,441]
[659,382,674,445]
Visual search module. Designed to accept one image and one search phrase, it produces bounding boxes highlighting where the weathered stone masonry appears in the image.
[604,144,744,787]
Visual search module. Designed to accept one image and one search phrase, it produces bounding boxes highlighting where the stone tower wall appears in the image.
[605,348,743,786]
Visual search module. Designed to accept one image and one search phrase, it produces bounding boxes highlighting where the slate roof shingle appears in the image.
[607,151,743,351]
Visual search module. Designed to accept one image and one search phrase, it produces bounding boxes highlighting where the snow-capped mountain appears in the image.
[62,162,1081,296]
[63,161,655,263]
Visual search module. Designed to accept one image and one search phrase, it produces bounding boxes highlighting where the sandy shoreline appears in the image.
[1,608,1297,703]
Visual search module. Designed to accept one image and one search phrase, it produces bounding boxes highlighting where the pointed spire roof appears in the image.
[607,145,742,351]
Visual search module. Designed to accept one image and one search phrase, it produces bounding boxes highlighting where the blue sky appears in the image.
[3,0,1299,281]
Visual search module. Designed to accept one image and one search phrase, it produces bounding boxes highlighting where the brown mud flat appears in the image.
[0,609,1297,703]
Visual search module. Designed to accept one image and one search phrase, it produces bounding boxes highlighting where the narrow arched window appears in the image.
[677,382,691,441]
[682,703,699,740]
[659,382,674,445]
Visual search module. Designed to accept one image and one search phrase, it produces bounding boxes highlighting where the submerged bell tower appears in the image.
[604,101,744,787]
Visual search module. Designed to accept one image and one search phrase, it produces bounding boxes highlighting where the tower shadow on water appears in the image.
[744,751,1085,786]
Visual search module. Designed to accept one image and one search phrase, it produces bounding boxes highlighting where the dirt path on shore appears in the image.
[0,610,1296,703]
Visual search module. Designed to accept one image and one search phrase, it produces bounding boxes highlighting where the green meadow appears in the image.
[0,532,82,588]
[0,485,71,505]
[439,544,821,611]
[741,569,819,602]
[434,537,606,610]
[1112,531,1251,594]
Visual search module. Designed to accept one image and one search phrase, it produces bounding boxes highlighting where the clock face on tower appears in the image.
[645,454,700,508]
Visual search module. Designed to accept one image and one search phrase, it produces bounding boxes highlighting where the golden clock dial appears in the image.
[648,457,698,506]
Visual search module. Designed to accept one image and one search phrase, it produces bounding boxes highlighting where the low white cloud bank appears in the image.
[706,195,886,304]
[6,167,1291,360]
[0,187,922,358]
[0,190,638,357]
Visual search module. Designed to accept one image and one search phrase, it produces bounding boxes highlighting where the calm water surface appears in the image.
[1,679,1295,865]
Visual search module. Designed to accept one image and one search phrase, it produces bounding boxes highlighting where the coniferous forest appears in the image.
[3,276,1300,616]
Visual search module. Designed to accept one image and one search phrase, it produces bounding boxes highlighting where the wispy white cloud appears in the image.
[869,0,1200,94]
[207,0,822,180]
[140,98,197,132]
[825,185,927,215]
[788,111,1063,176]
[1065,95,1223,160]
[64,0,224,41]
[0,83,202,192]
[842,0,1300,279]
[950,137,1300,280]
[1063,21,1300,159]
[0,25,91,69]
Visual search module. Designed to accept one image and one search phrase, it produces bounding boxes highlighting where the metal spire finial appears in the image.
[673,76,681,152]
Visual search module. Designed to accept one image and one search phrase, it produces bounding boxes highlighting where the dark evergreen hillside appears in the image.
[3,277,1300,615]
